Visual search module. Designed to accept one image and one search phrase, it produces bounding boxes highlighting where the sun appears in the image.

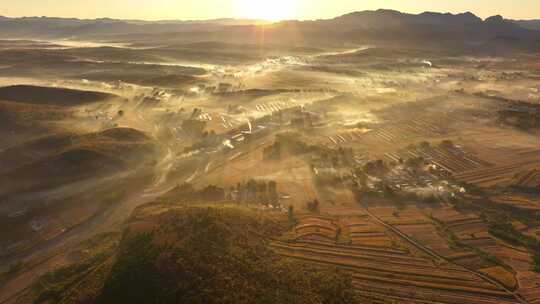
[236,0,298,21]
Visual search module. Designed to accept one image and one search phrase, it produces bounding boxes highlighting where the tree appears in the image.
[419,141,431,149]
[246,179,258,203]
[307,199,320,213]
[405,157,425,168]
[288,206,296,224]
[440,139,454,148]
[268,181,279,205]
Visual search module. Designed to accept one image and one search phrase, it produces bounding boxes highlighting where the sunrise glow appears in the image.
[236,0,298,21]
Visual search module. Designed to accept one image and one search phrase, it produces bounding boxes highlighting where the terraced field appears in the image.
[517,271,540,304]
[430,208,540,303]
[294,216,339,243]
[342,216,397,248]
[271,209,522,304]
[491,195,540,211]
[383,144,491,176]
[328,118,450,147]
[365,119,449,144]
[255,100,297,113]
[507,170,540,190]
[371,206,464,257]
[454,150,540,187]
[347,205,540,303]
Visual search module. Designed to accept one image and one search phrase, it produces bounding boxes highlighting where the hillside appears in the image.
[0,127,152,174]
[17,204,357,304]
[0,127,157,257]
[0,100,74,148]
[0,85,116,106]
[0,127,155,197]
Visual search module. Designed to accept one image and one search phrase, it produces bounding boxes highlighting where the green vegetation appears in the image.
[24,205,357,304]
[306,199,321,213]
[162,180,280,207]
[497,106,540,131]
[35,251,112,304]
[430,215,513,274]
[232,179,279,205]
[22,233,119,304]
[488,219,540,273]
[99,205,356,304]
[264,133,354,169]
[288,205,297,226]
[443,188,540,273]
[159,182,225,203]
[0,261,24,285]
[405,156,425,168]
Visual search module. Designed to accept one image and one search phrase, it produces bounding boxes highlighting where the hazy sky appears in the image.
[1,0,539,21]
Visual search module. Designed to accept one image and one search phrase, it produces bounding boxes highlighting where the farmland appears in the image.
[454,153,540,188]
[271,206,525,304]
[2,8,540,304]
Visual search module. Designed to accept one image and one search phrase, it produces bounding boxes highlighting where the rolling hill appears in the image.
[0,85,116,106]
[0,127,156,198]
[0,127,158,259]
[16,204,357,304]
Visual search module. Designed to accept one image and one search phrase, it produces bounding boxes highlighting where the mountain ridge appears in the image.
[0,9,537,25]
[0,9,538,51]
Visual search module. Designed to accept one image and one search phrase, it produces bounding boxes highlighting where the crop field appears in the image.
[196,144,321,209]
[491,195,540,211]
[431,209,484,234]
[340,216,398,248]
[517,271,540,304]
[319,206,367,216]
[366,205,537,295]
[328,118,451,148]
[480,266,518,290]
[3,8,540,304]
[454,154,540,187]
[365,118,450,144]
[367,206,429,226]
[383,144,492,176]
[372,206,470,257]
[272,207,521,304]
[507,170,540,190]
[430,207,540,301]
[254,100,298,113]
[293,216,339,243]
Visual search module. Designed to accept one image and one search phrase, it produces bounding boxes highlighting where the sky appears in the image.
[1,0,539,21]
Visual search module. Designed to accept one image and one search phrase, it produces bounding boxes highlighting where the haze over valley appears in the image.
[1,5,540,304]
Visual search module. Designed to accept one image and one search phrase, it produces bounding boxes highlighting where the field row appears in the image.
[273,212,518,304]
[454,153,540,187]
[508,169,540,190]
[271,239,517,304]
[255,101,297,113]
[328,118,449,146]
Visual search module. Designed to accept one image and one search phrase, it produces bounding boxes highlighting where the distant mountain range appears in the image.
[512,19,540,30]
[0,15,271,39]
[277,10,540,40]
[0,15,269,26]
[268,10,540,51]
[0,9,538,51]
